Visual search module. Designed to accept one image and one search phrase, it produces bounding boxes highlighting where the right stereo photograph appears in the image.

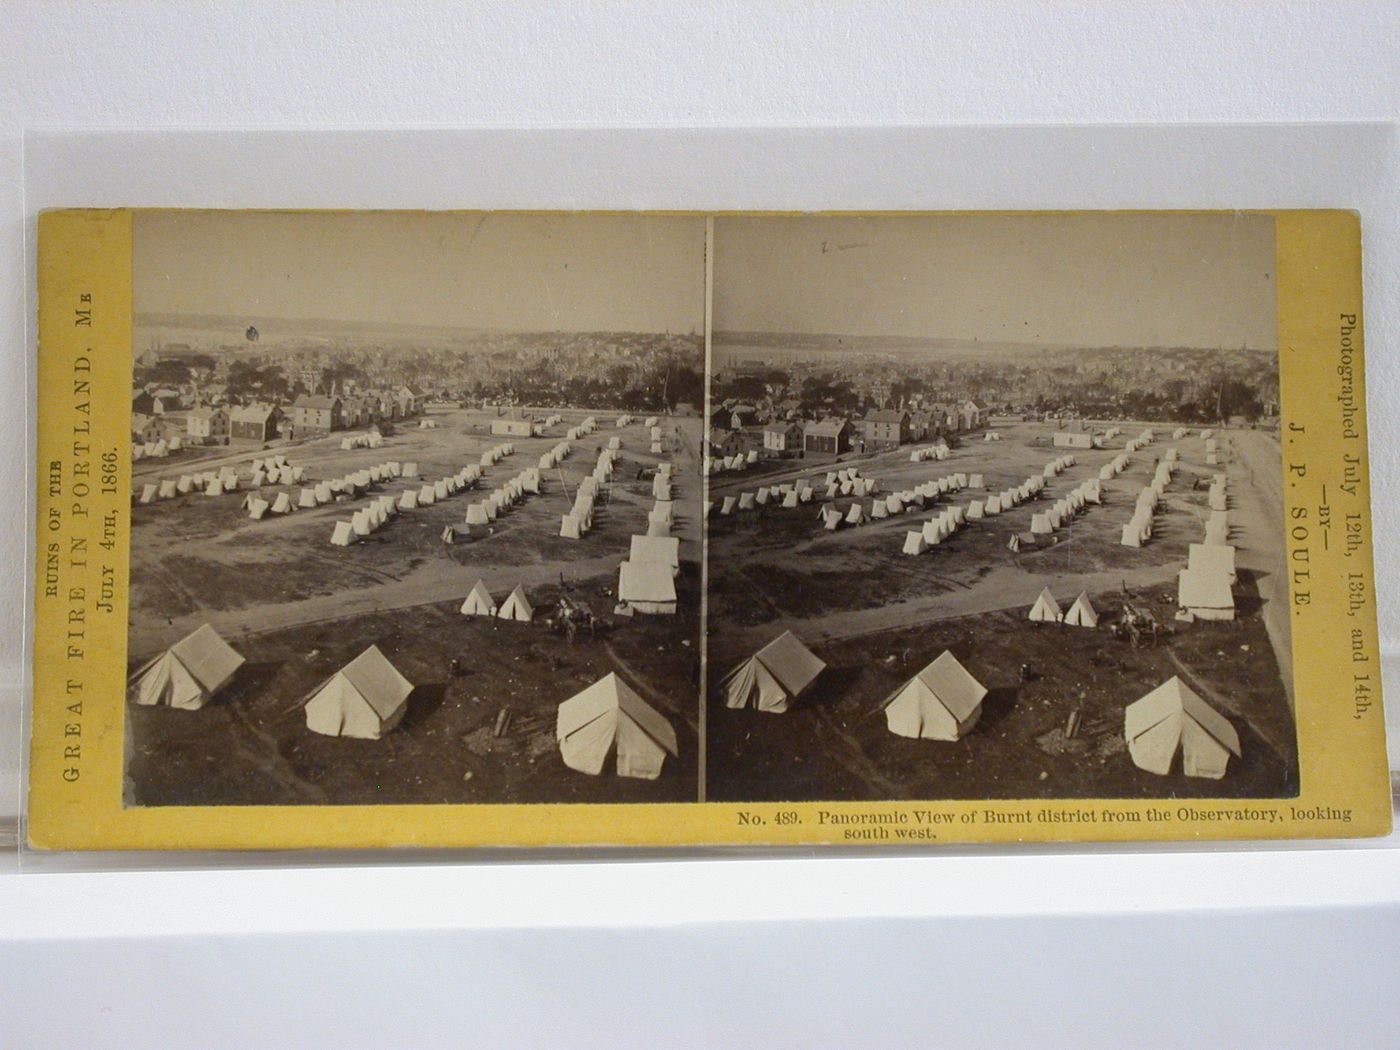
[704,212,1297,804]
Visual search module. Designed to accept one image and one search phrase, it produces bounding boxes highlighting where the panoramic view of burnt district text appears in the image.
[704,213,1295,804]
[126,212,704,804]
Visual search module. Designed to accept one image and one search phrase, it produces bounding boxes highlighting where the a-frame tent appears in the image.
[303,645,415,740]
[497,584,534,622]
[1028,587,1063,623]
[556,672,679,779]
[128,624,245,710]
[1124,675,1241,778]
[882,650,988,741]
[719,630,826,713]
[460,580,497,616]
[1063,591,1099,628]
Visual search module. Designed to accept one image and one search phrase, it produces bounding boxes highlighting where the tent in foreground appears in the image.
[555,672,679,779]
[303,645,415,740]
[1028,587,1063,623]
[128,624,245,710]
[1063,591,1099,628]
[882,651,988,741]
[720,630,826,713]
[1124,676,1240,779]
[460,579,496,617]
[497,584,534,622]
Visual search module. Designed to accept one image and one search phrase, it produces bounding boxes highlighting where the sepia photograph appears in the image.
[704,213,1297,803]
[124,211,704,805]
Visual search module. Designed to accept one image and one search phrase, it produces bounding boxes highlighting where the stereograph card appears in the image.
[25,208,1390,850]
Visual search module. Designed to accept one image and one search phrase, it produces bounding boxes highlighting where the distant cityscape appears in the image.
[131,314,703,449]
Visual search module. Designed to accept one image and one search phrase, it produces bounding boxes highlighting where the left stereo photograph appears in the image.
[113,211,705,807]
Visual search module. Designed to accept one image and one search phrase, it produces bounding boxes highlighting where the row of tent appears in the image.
[459,579,535,621]
[138,455,311,505]
[559,448,618,539]
[479,442,515,468]
[720,628,1239,777]
[901,504,967,554]
[908,443,951,463]
[1176,471,1237,621]
[330,464,487,544]
[538,437,579,471]
[131,623,678,779]
[301,461,431,512]
[1028,586,1099,626]
[1030,478,1102,536]
[1123,428,1156,454]
[341,431,387,450]
[137,466,239,503]
[464,467,542,531]
[132,435,183,460]
[708,450,760,474]
[1120,453,1177,547]
[564,415,599,441]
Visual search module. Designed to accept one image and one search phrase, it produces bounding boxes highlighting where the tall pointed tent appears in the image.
[497,584,534,622]
[719,630,826,713]
[882,651,988,741]
[1028,587,1063,623]
[303,645,414,740]
[1063,591,1099,628]
[460,580,496,616]
[1124,676,1241,778]
[556,672,679,779]
[128,624,245,710]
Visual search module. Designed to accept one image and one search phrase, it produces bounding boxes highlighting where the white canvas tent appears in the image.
[882,650,987,741]
[628,535,681,575]
[303,645,414,740]
[1063,591,1099,628]
[128,624,245,710]
[1028,587,1063,623]
[497,584,534,622]
[1177,569,1235,621]
[719,630,825,713]
[1124,676,1241,778]
[1188,542,1237,582]
[460,580,496,616]
[618,560,678,615]
[556,673,680,779]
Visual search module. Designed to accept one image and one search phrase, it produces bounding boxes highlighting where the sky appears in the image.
[133,211,706,334]
[713,213,1277,350]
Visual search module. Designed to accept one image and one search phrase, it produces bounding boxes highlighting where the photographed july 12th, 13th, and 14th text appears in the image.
[26,208,1389,848]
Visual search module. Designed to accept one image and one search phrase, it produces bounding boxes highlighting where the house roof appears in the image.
[295,395,341,410]
[864,409,909,424]
[804,418,849,437]
[763,422,800,434]
[230,404,277,424]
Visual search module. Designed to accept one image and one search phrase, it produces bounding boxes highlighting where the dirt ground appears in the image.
[126,407,703,804]
[705,422,1297,801]
[706,579,1297,803]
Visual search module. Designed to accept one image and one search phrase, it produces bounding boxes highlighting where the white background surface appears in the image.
[3,4,1399,1047]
